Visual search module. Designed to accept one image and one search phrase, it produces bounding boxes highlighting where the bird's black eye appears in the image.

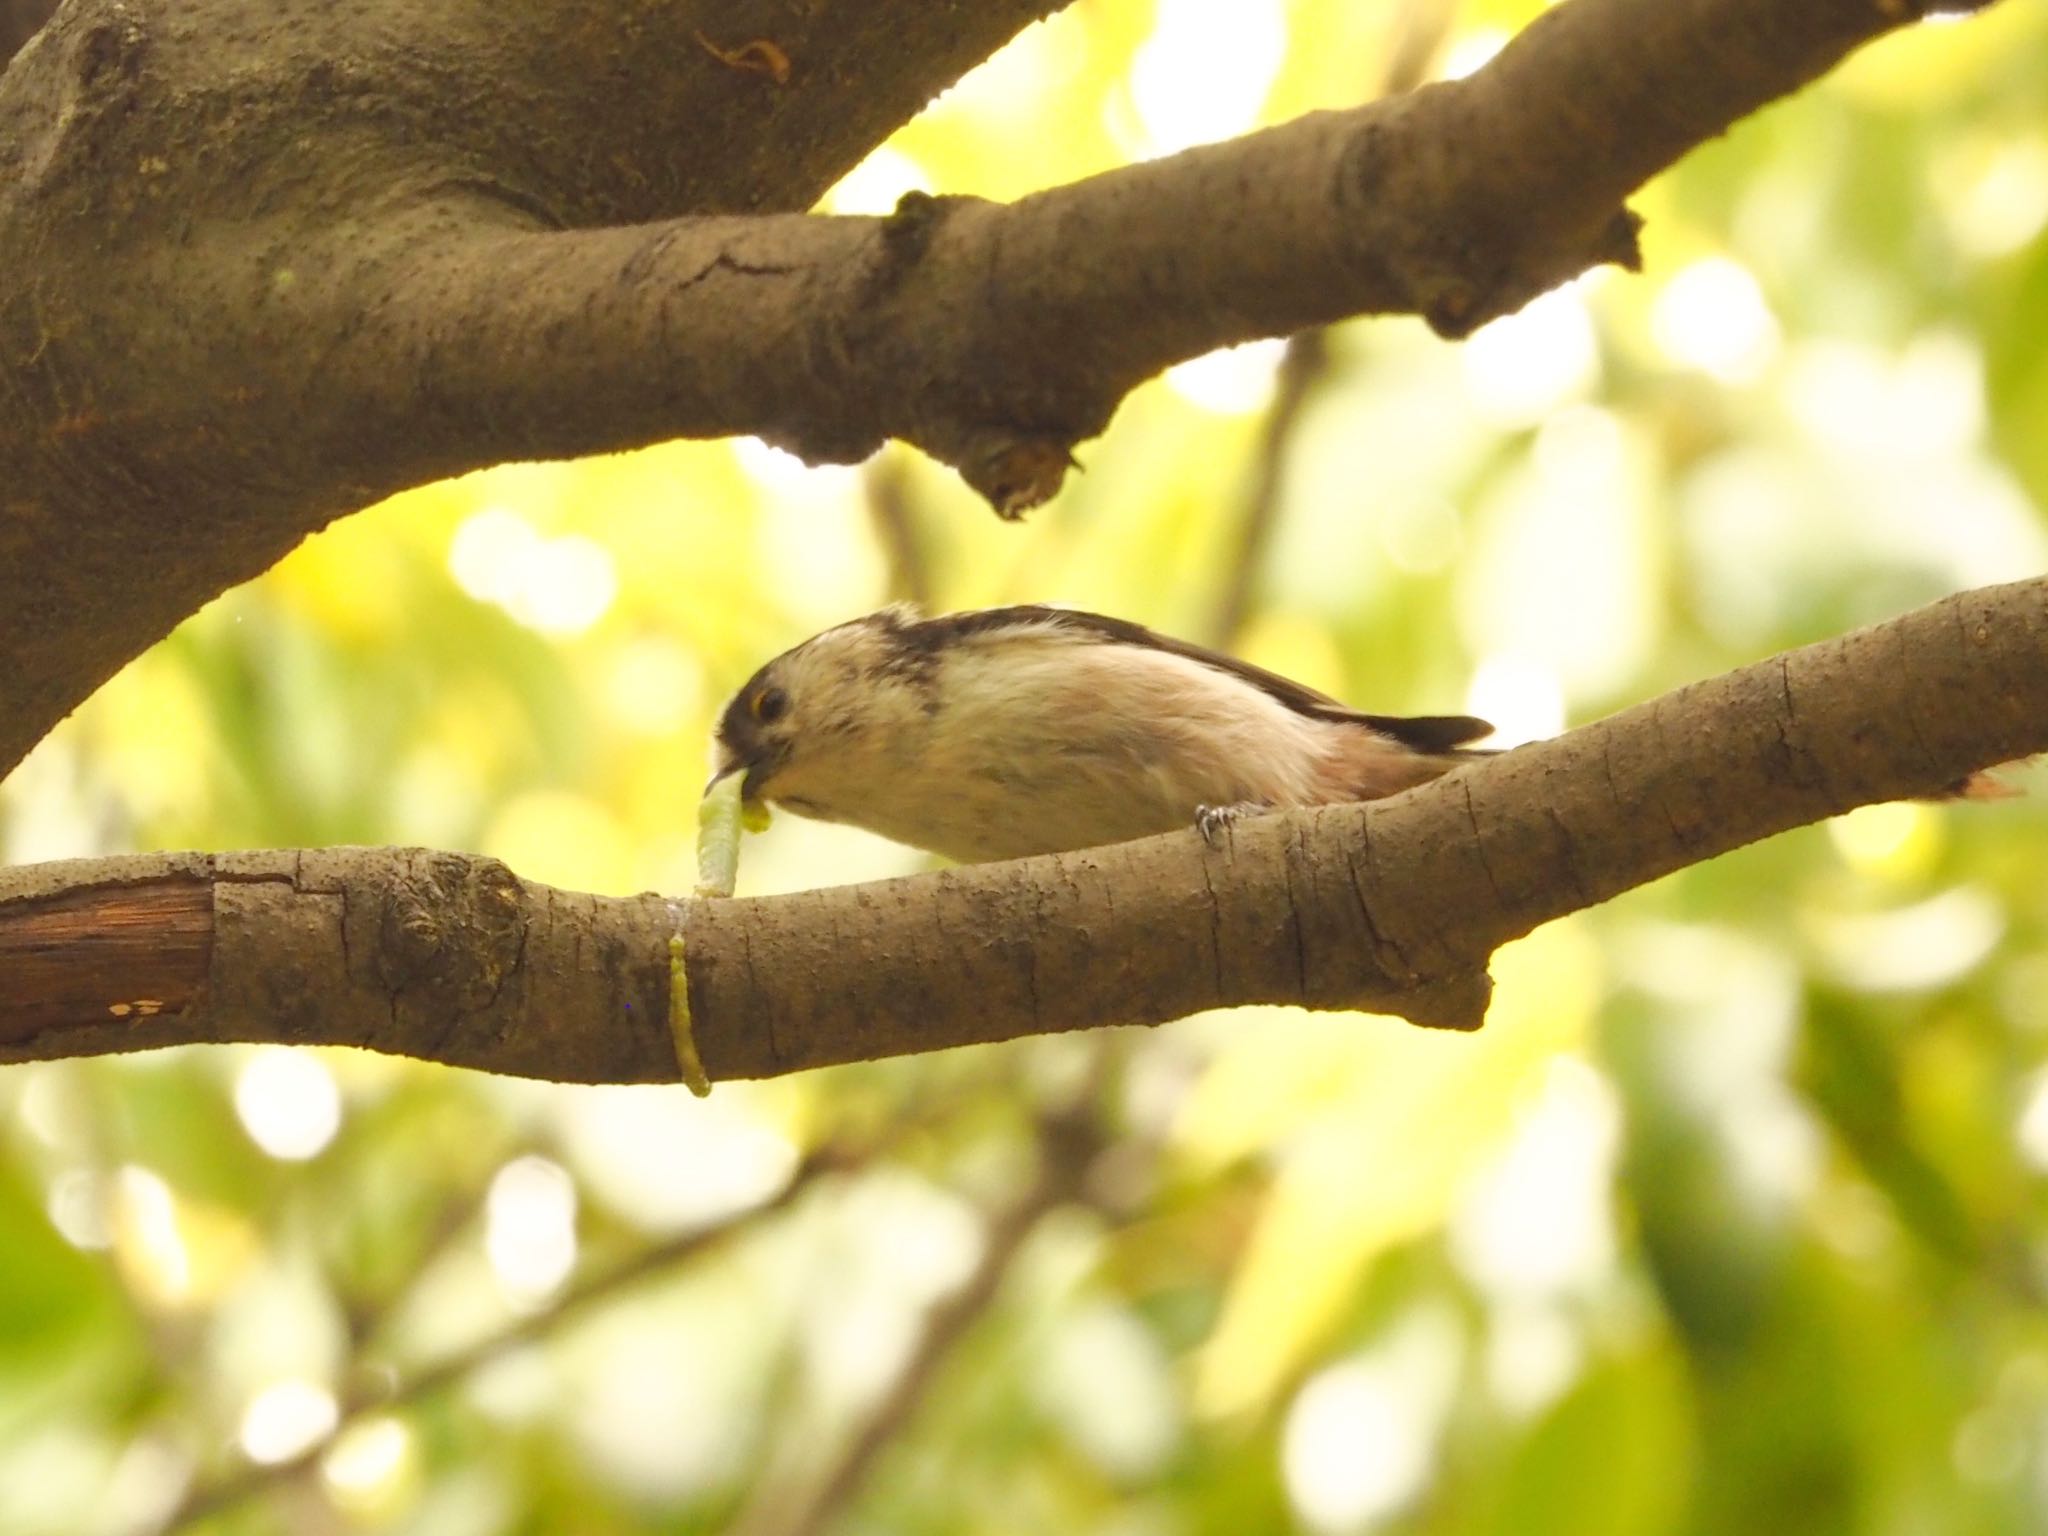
[752,686,789,724]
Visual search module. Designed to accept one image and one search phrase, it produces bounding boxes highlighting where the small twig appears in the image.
[1203,0,1455,654]
[158,1145,852,1534]
[733,1093,1109,1536]
[1207,328,1331,649]
[1381,0,1456,97]
[863,450,935,611]
[693,31,793,86]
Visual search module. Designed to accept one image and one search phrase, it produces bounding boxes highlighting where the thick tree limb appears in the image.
[0,0,1066,780]
[4,578,2042,1082]
[0,0,2000,779]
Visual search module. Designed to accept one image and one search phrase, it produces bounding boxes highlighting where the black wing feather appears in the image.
[905,605,1494,752]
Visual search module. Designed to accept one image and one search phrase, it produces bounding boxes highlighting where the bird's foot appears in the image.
[1196,801,1269,848]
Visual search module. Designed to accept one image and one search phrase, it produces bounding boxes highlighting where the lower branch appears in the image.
[162,1144,851,1532]
[736,1094,1103,1536]
[3,577,2045,1083]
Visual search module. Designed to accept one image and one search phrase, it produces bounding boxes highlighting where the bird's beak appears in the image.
[704,744,772,803]
[703,755,745,799]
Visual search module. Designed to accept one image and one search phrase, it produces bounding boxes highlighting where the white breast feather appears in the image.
[862,624,1348,860]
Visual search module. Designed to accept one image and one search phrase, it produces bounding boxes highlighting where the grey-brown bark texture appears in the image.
[5,577,2044,1082]
[0,0,2015,1080]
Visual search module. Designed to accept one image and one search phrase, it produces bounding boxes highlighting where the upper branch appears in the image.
[0,0,2000,780]
[0,0,1064,778]
[5,577,2043,1083]
[290,0,2008,510]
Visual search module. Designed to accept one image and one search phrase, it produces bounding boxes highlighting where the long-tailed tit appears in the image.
[706,605,1494,864]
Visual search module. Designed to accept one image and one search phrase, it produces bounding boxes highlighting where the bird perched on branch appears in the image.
[707,605,1494,864]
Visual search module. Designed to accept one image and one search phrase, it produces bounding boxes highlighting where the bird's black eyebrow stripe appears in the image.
[894,605,1492,751]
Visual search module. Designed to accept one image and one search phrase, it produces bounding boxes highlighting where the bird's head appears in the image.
[706,607,930,814]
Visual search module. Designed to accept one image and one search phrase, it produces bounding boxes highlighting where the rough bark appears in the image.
[0,0,1068,782]
[0,0,2000,782]
[5,577,2042,1083]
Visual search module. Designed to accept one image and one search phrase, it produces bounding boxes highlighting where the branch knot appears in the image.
[376,853,525,1015]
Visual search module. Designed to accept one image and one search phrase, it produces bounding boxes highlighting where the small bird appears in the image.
[707,605,1494,864]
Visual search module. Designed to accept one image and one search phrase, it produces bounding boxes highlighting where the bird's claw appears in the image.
[1196,802,1261,848]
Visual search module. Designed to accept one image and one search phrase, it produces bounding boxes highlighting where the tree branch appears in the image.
[0,0,2000,779]
[0,0,1065,778]
[864,451,935,613]
[734,1095,1103,1536]
[1204,0,1447,650]
[161,1143,852,1532]
[1207,329,1331,649]
[5,577,2042,1083]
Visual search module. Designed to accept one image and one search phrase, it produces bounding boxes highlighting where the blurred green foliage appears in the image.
[5,1,2048,1532]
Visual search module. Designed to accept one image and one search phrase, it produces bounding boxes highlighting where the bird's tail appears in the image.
[1319,727,1496,803]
